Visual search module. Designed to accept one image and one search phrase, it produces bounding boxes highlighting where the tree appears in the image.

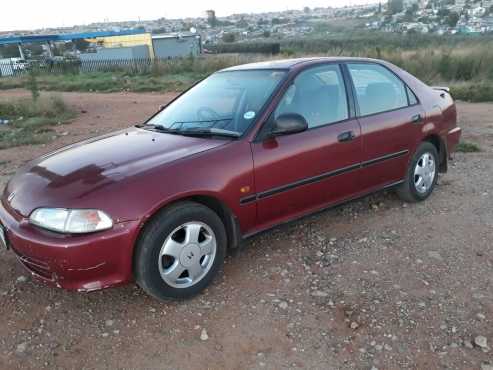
[237,17,248,28]
[404,8,414,21]
[447,11,460,27]
[26,68,39,102]
[263,30,271,38]
[222,33,236,43]
[388,0,403,14]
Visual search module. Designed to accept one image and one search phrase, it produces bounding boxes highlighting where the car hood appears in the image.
[3,127,226,217]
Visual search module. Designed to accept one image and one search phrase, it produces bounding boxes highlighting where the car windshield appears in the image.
[146,69,286,136]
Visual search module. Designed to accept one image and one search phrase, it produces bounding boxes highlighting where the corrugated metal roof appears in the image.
[151,33,198,40]
[0,29,146,45]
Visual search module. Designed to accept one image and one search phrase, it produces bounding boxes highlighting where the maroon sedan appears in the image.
[0,58,461,300]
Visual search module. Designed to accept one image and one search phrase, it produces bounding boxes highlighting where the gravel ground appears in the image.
[0,91,491,370]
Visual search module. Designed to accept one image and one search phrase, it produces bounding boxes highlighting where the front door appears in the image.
[251,64,363,228]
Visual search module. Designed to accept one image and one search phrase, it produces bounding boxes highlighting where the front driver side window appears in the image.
[274,64,349,129]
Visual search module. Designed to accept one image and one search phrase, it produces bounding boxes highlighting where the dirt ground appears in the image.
[0,90,492,370]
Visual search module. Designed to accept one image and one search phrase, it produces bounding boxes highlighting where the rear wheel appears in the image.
[134,202,227,300]
[396,142,438,203]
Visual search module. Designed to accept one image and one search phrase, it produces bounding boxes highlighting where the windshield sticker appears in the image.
[244,111,256,120]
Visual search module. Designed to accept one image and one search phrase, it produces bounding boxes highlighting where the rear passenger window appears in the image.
[348,63,409,116]
[275,64,348,128]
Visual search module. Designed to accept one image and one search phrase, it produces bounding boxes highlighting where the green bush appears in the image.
[450,84,493,102]
[0,95,76,149]
[456,141,481,152]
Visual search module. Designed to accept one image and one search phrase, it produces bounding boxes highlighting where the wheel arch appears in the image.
[136,193,242,255]
[423,134,447,173]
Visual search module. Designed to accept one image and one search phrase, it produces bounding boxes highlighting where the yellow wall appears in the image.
[86,33,154,58]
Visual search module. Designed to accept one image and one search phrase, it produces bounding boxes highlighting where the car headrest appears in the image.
[366,82,395,100]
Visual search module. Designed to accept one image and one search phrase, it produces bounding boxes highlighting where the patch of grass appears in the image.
[449,84,493,103]
[456,141,481,153]
[0,72,203,93]
[2,43,493,102]
[0,95,76,149]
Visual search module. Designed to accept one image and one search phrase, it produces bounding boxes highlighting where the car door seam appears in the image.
[239,149,409,205]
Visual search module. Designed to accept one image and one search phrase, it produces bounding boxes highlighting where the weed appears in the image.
[456,141,481,152]
[0,95,76,149]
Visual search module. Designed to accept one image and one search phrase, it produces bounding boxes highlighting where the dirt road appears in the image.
[0,91,492,370]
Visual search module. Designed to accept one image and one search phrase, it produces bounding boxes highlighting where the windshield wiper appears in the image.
[136,124,240,138]
[136,124,181,134]
[179,127,241,138]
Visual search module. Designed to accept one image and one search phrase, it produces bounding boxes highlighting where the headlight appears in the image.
[29,208,113,234]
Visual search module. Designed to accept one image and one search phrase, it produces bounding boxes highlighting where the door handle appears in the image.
[412,114,423,124]
[337,131,355,142]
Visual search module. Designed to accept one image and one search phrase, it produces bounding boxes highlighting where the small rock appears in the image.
[105,320,114,327]
[375,344,383,351]
[16,342,27,354]
[475,336,488,349]
[102,332,109,338]
[311,290,328,297]
[350,322,359,330]
[279,301,288,310]
[477,313,486,321]
[464,340,474,349]
[427,251,443,261]
[200,328,209,341]
[16,276,27,283]
[481,364,493,370]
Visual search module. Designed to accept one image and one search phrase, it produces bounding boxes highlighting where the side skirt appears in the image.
[240,179,404,241]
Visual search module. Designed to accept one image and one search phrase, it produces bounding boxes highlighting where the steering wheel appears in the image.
[197,107,222,121]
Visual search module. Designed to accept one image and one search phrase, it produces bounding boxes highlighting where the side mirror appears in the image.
[269,113,308,138]
[158,104,167,111]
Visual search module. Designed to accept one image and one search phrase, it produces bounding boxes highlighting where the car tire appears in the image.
[396,142,439,203]
[134,201,227,300]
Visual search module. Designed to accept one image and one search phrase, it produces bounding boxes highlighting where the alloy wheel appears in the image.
[158,222,217,289]
[414,152,436,194]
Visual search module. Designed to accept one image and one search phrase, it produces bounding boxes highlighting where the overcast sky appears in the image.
[1,0,375,32]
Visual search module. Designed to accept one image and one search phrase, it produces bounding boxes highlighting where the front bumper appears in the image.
[0,199,140,291]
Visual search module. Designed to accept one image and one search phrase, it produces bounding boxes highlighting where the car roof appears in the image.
[219,57,382,72]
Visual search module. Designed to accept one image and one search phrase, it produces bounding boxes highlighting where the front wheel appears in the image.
[396,142,439,203]
[134,202,227,300]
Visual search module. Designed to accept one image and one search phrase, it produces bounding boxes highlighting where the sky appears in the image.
[1,0,376,32]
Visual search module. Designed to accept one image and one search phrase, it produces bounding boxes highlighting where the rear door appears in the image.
[251,64,363,227]
[346,62,425,190]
